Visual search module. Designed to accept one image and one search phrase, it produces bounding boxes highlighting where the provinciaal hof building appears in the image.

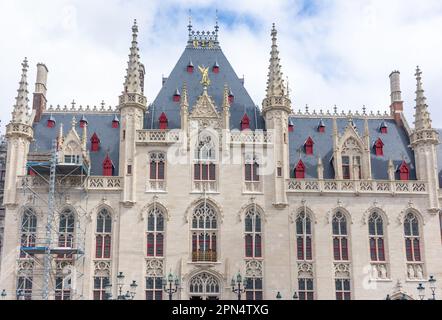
[0,18,441,301]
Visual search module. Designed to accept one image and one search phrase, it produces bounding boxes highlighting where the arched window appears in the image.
[194,135,216,182]
[404,212,421,262]
[189,272,220,299]
[95,209,112,259]
[146,207,165,257]
[368,212,385,261]
[244,154,259,182]
[244,207,262,258]
[332,211,349,261]
[58,209,75,259]
[20,208,37,258]
[191,203,217,262]
[149,152,165,180]
[296,210,312,261]
[341,138,363,180]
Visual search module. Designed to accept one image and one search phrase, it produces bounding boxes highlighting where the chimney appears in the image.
[389,71,403,126]
[32,63,48,122]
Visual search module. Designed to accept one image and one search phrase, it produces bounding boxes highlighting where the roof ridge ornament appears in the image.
[187,12,220,49]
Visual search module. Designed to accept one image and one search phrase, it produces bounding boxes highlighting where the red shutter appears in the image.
[405,238,413,261]
[295,160,305,179]
[305,137,314,155]
[104,235,111,259]
[369,238,377,261]
[96,235,103,258]
[241,113,250,131]
[297,237,304,260]
[399,161,409,181]
[47,120,55,128]
[213,66,219,74]
[333,238,340,260]
[90,133,100,152]
[375,138,384,156]
[306,236,312,260]
[102,155,114,177]
[377,238,385,261]
[187,65,194,73]
[112,120,119,128]
[159,112,168,130]
[147,234,154,256]
[318,126,325,133]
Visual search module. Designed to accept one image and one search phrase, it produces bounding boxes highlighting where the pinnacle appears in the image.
[11,57,30,124]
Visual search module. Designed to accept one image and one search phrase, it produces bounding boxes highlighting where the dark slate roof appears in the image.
[288,117,416,180]
[31,113,120,176]
[437,129,442,188]
[145,46,265,130]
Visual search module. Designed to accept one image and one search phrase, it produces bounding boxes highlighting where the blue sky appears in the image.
[1,0,442,133]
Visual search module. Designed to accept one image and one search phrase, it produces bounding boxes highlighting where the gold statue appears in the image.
[198,65,211,87]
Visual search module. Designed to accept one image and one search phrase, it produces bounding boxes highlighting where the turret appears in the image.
[409,66,439,211]
[4,58,34,206]
[32,63,49,122]
[389,71,403,126]
[262,24,291,208]
[118,19,147,206]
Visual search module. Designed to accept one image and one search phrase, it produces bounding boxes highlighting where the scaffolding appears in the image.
[17,140,89,300]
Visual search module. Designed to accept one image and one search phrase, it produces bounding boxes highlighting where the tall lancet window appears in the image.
[244,207,262,258]
[146,207,164,257]
[404,213,421,262]
[194,134,216,182]
[296,211,312,261]
[332,212,349,261]
[20,208,37,258]
[58,209,75,259]
[95,209,112,259]
[368,212,385,262]
[191,202,217,262]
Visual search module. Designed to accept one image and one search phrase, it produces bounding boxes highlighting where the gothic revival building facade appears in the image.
[0,20,441,300]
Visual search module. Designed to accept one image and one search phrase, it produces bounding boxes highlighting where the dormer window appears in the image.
[159,112,168,130]
[187,60,194,73]
[228,89,234,104]
[90,132,100,152]
[318,119,325,133]
[398,161,409,181]
[295,160,305,179]
[80,115,88,128]
[305,137,314,155]
[288,119,294,132]
[212,61,220,74]
[173,88,181,102]
[47,115,56,128]
[374,138,384,156]
[241,113,250,131]
[102,154,114,176]
[380,121,388,134]
[112,115,120,128]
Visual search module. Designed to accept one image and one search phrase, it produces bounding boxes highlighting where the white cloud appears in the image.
[1,0,442,133]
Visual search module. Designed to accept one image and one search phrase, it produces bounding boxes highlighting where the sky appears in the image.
[1,0,442,134]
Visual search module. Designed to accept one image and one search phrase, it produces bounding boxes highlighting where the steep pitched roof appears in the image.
[145,45,264,130]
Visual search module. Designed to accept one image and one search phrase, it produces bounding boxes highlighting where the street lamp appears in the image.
[231,271,246,301]
[276,291,282,300]
[416,275,437,300]
[417,283,425,300]
[292,291,299,300]
[428,276,437,300]
[105,271,137,300]
[163,271,179,300]
[1,289,6,300]
[16,289,25,300]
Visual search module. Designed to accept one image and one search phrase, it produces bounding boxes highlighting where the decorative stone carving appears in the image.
[407,263,424,280]
[146,259,164,277]
[245,260,262,278]
[94,260,111,277]
[370,263,389,280]
[298,262,314,278]
[334,263,351,278]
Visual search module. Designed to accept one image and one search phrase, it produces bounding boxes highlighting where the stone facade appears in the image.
[0,21,441,301]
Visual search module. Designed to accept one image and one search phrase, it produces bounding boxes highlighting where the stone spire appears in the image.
[265,24,286,99]
[11,58,31,124]
[222,84,231,130]
[413,66,432,131]
[123,19,142,94]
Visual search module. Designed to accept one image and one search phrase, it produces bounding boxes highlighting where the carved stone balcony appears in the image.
[230,131,273,145]
[192,250,217,263]
[192,180,218,193]
[243,181,262,194]
[146,179,167,193]
[87,176,123,190]
[287,179,428,195]
[136,130,180,145]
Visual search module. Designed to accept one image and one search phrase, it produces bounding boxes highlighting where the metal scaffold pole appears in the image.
[42,139,57,300]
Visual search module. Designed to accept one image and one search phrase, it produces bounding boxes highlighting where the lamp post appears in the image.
[104,271,137,300]
[292,291,299,300]
[231,271,246,301]
[163,271,179,301]
[416,275,437,300]
[1,289,6,300]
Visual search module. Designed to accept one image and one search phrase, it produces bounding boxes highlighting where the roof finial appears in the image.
[124,19,143,94]
[188,9,193,36]
[265,23,286,98]
[11,57,30,124]
[414,66,432,131]
[215,9,219,34]
[71,116,77,129]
